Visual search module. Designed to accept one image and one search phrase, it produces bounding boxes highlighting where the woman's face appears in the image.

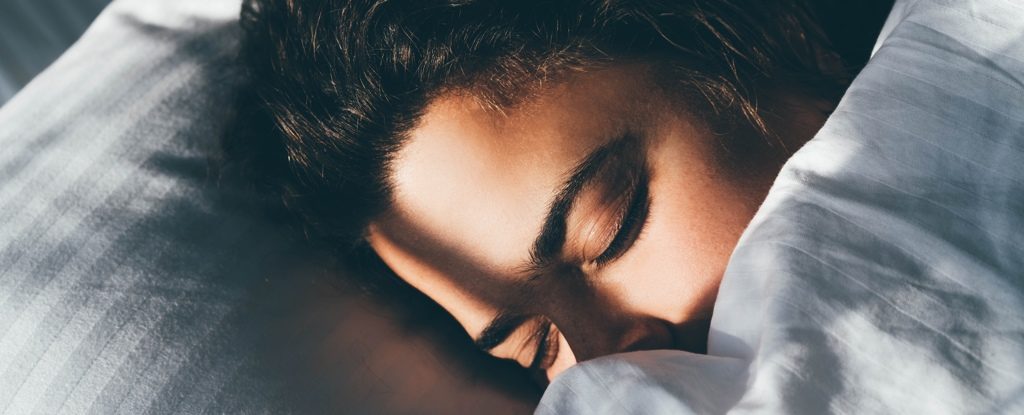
[367,64,804,381]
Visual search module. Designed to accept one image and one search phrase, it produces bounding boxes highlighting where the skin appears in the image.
[366,64,827,381]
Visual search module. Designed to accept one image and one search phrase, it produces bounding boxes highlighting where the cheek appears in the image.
[368,224,506,338]
[598,151,759,321]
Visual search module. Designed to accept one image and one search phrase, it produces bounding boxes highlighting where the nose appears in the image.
[558,314,676,365]
[541,275,680,373]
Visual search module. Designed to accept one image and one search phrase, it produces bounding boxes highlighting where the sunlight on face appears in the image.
[366,64,807,381]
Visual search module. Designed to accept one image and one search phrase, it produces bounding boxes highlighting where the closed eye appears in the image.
[593,169,650,266]
[529,319,560,374]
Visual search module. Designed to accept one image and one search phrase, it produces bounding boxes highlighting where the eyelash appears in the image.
[593,173,651,266]
[529,319,560,373]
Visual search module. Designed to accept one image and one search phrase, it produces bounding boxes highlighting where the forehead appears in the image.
[381,66,652,278]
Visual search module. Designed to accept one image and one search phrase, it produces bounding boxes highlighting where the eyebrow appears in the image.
[471,134,640,348]
[473,312,527,351]
[527,133,640,271]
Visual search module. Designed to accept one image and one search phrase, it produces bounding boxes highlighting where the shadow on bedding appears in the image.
[116,12,543,414]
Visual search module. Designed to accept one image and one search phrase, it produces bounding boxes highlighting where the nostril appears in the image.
[544,327,669,384]
[560,318,684,368]
[619,319,676,353]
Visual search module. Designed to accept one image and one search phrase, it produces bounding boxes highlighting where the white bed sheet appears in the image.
[538,0,1024,413]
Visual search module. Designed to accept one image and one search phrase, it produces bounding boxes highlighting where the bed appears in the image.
[3,0,1023,414]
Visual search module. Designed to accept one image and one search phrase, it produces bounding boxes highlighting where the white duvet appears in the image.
[537,0,1024,413]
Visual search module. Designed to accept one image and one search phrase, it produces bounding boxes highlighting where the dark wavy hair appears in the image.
[223,0,870,259]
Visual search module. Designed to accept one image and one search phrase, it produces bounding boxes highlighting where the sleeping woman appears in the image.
[225,0,891,384]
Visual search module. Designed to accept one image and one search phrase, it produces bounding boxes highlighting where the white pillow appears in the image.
[540,0,1024,413]
[0,1,539,413]
[0,0,111,104]
[0,1,301,413]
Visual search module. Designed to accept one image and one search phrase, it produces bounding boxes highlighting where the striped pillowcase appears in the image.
[0,1,311,413]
